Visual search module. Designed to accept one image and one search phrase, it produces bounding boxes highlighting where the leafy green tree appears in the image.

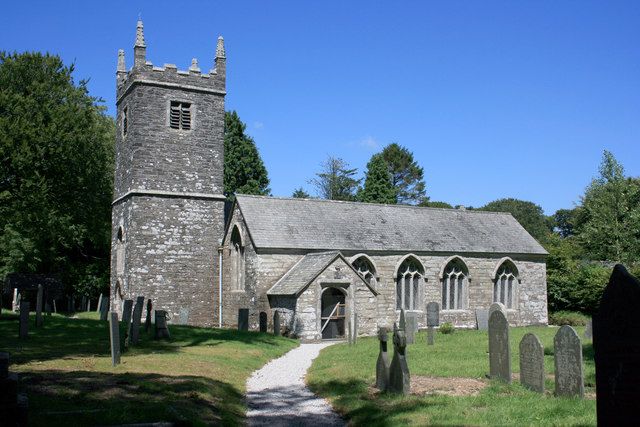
[380,143,427,205]
[309,156,361,201]
[0,52,114,295]
[224,111,270,198]
[480,198,552,242]
[552,208,579,238]
[574,151,640,263]
[359,154,396,204]
[292,187,310,198]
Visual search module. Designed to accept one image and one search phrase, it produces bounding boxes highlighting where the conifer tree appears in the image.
[359,154,396,204]
[292,187,311,198]
[380,143,427,204]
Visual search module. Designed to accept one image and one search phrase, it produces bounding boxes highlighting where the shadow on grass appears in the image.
[0,313,293,364]
[19,369,242,427]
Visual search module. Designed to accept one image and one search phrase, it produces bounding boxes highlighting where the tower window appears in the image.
[169,101,192,130]
[122,107,128,137]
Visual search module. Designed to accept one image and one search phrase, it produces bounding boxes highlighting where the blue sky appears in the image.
[2,1,639,214]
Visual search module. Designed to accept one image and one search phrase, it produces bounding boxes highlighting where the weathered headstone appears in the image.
[388,323,410,394]
[108,312,121,366]
[519,333,544,393]
[12,288,18,312]
[96,293,103,313]
[18,301,29,339]
[130,296,144,345]
[35,284,43,328]
[179,307,189,325]
[476,309,489,331]
[273,311,281,336]
[155,310,170,339]
[426,302,439,345]
[145,299,153,332]
[376,327,390,391]
[594,264,640,425]
[404,312,417,345]
[259,312,268,332]
[238,308,249,331]
[554,325,584,398]
[488,309,511,383]
[583,319,592,340]
[121,299,134,347]
[99,296,109,321]
[489,302,507,319]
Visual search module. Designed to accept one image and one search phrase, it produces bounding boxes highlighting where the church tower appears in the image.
[110,20,226,326]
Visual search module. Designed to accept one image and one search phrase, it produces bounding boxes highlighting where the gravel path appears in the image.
[246,342,345,427]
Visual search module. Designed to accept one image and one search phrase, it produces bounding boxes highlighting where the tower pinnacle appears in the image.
[133,19,147,67]
[135,19,146,47]
[216,36,225,59]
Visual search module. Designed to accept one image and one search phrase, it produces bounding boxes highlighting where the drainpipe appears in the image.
[218,241,223,328]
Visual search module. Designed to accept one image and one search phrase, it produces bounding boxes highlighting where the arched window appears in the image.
[116,226,125,276]
[396,257,424,311]
[441,258,468,310]
[494,261,518,309]
[230,226,244,291]
[352,256,377,289]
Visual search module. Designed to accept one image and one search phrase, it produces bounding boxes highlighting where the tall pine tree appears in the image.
[224,111,270,198]
[380,143,427,204]
[359,154,396,204]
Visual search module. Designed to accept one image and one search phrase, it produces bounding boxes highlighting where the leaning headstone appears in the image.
[426,302,440,345]
[476,309,489,331]
[130,296,144,345]
[179,308,189,325]
[404,313,417,345]
[376,327,391,391]
[388,323,410,394]
[108,312,121,366]
[519,333,545,393]
[99,296,109,321]
[489,302,507,319]
[259,312,268,333]
[121,299,134,347]
[583,319,592,340]
[273,311,281,336]
[238,308,249,331]
[96,293,103,313]
[488,309,511,383]
[35,284,43,328]
[18,301,29,339]
[145,299,153,332]
[155,310,170,339]
[594,264,640,424]
[12,288,18,312]
[554,325,584,398]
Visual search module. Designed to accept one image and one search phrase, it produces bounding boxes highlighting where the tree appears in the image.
[309,156,361,201]
[420,201,453,209]
[292,187,310,198]
[480,198,552,242]
[0,52,115,295]
[359,154,396,204]
[380,143,427,204]
[224,111,270,198]
[552,208,578,238]
[574,151,640,263]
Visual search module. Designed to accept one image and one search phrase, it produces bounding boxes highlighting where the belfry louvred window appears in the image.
[169,101,191,130]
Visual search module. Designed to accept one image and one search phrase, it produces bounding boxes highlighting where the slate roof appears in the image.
[267,251,375,296]
[234,195,547,255]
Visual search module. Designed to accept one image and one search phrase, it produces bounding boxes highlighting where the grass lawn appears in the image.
[308,326,596,426]
[0,311,297,426]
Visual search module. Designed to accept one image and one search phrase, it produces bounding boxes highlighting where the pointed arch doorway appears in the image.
[321,287,346,339]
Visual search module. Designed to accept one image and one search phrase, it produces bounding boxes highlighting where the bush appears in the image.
[549,311,590,326]
[438,322,455,334]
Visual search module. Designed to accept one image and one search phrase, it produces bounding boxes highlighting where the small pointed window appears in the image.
[396,257,424,311]
[442,258,468,310]
[494,261,518,309]
[169,101,192,130]
[122,107,128,137]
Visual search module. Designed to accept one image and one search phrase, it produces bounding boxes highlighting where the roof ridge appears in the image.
[235,194,514,217]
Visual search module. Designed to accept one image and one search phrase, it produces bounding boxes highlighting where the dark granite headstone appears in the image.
[388,322,410,394]
[259,312,268,332]
[476,309,489,331]
[18,301,29,339]
[145,299,153,332]
[238,308,249,331]
[426,302,440,327]
[489,309,511,383]
[99,296,109,321]
[554,325,584,398]
[594,265,640,425]
[376,327,390,390]
[121,299,134,347]
[519,333,544,393]
[108,312,120,366]
[130,296,145,345]
[155,310,170,339]
[35,284,43,328]
[273,311,281,336]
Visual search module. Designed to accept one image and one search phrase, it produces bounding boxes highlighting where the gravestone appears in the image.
[108,312,121,366]
[404,312,417,345]
[259,312,268,332]
[121,299,134,347]
[426,302,440,345]
[35,284,43,328]
[99,296,109,321]
[376,327,390,391]
[18,301,29,339]
[130,296,144,345]
[399,308,406,332]
[594,264,640,425]
[519,333,544,393]
[273,311,281,336]
[145,299,153,332]
[554,325,584,398]
[583,319,592,340]
[12,288,18,312]
[488,309,511,383]
[388,323,410,394]
[155,310,170,339]
[476,309,489,331]
[81,296,87,313]
[238,308,249,331]
[96,293,103,313]
[489,302,507,319]
[179,308,189,325]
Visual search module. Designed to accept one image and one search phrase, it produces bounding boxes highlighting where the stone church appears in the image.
[111,22,548,340]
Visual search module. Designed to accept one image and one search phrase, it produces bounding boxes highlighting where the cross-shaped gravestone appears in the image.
[388,322,410,395]
[519,333,544,393]
[554,325,584,398]
[489,309,511,383]
[376,327,390,391]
